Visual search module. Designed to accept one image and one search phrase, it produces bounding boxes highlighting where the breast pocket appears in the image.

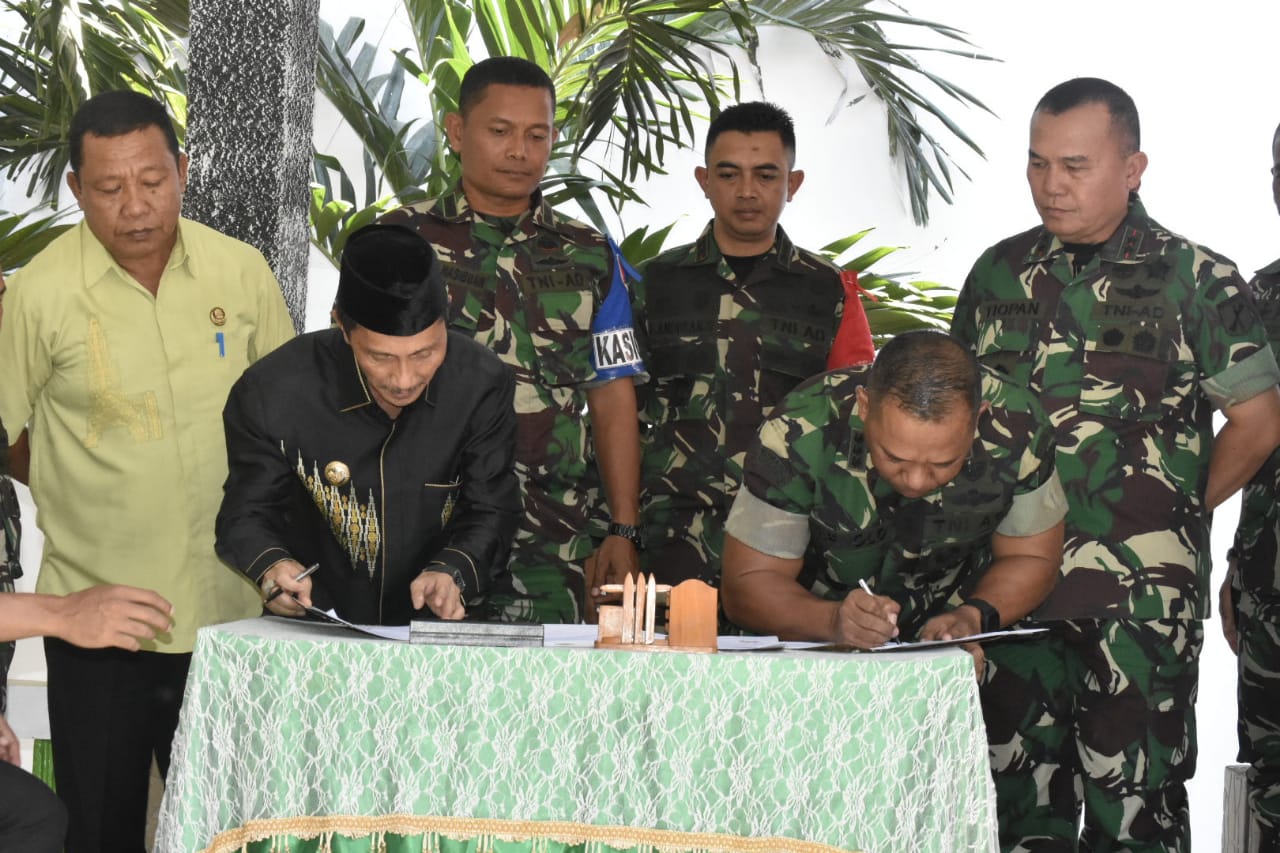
[759,338,828,410]
[807,514,892,592]
[974,316,1039,388]
[422,478,462,529]
[527,287,596,387]
[1078,321,1181,422]
[444,272,497,337]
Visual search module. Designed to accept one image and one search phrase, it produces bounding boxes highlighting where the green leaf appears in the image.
[0,205,77,270]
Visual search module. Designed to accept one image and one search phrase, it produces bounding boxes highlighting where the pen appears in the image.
[858,578,875,597]
[265,562,319,604]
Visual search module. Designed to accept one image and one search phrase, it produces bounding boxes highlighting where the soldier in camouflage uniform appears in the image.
[1222,121,1280,850]
[628,101,871,592]
[721,331,1065,648]
[382,58,646,623]
[951,79,1280,851]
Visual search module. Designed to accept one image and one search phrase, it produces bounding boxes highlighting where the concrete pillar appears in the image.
[184,0,321,332]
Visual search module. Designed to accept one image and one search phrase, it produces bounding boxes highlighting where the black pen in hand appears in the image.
[264,562,319,605]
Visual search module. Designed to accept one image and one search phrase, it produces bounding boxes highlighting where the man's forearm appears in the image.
[721,537,840,641]
[967,524,1064,625]
[215,390,297,582]
[1207,416,1280,510]
[438,370,520,593]
[724,573,842,642]
[435,502,520,595]
[214,472,294,583]
[0,593,65,643]
[586,380,640,525]
[968,556,1058,626]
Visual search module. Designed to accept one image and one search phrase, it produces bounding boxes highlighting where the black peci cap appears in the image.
[335,224,447,336]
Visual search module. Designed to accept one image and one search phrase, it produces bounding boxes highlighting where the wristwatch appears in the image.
[607,521,644,549]
[424,565,466,596]
[961,597,1001,633]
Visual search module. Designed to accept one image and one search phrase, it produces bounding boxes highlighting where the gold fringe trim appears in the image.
[198,814,861,853]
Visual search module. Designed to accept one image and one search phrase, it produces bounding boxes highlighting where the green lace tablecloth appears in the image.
[154,618,997,853]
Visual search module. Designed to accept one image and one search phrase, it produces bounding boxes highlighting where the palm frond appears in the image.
[820,228,957,340]
[689,0,998,224]
[0,0,189,206]
[0,205,77,270]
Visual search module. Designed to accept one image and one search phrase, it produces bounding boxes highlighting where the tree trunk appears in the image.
[185,0,321,332]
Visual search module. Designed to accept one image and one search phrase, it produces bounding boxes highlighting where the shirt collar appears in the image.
[429,184,573,239]
[80,218,190,289]
[682,220,800,270]
[1024,194,1156,266]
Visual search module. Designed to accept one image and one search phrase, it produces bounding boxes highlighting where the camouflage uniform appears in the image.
[635,222,844,586]
[952,196,1280,851]
[1229,257,1280,849]
[724,364,1065,639]
[0,417,17,714]
[382,189,645,623]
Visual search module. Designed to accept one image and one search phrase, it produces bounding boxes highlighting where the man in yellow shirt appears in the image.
[0,91,294,852]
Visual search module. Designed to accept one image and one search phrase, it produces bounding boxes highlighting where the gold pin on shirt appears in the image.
[324,461,351,486]
[209,307,227,326]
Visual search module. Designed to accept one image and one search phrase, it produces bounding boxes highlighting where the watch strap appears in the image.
[961,597,1001,633]
[422,564,466,595]
[607,522,644,549]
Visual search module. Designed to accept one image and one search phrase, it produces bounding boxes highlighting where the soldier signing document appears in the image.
[721,331,1066,654]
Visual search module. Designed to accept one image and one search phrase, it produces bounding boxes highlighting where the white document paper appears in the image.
[781,626,1049,653]
[299,606,410,641]
[542,624,786,651]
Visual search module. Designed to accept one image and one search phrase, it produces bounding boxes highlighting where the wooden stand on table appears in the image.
[595,575,718,653]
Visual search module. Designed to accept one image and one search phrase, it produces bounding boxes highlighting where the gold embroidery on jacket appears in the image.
[294,450,381,578]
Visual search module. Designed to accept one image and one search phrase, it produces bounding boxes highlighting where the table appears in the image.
[155,618,997,853]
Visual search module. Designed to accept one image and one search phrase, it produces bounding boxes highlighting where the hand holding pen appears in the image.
[260,561,319,617]
[831,578,901,649]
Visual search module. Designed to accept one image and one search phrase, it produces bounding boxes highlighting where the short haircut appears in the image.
[865,330,982,422]
[69,90,181,175]
[1034,77,1140,154]
[458,56,556,117]
[705,101,797,163]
